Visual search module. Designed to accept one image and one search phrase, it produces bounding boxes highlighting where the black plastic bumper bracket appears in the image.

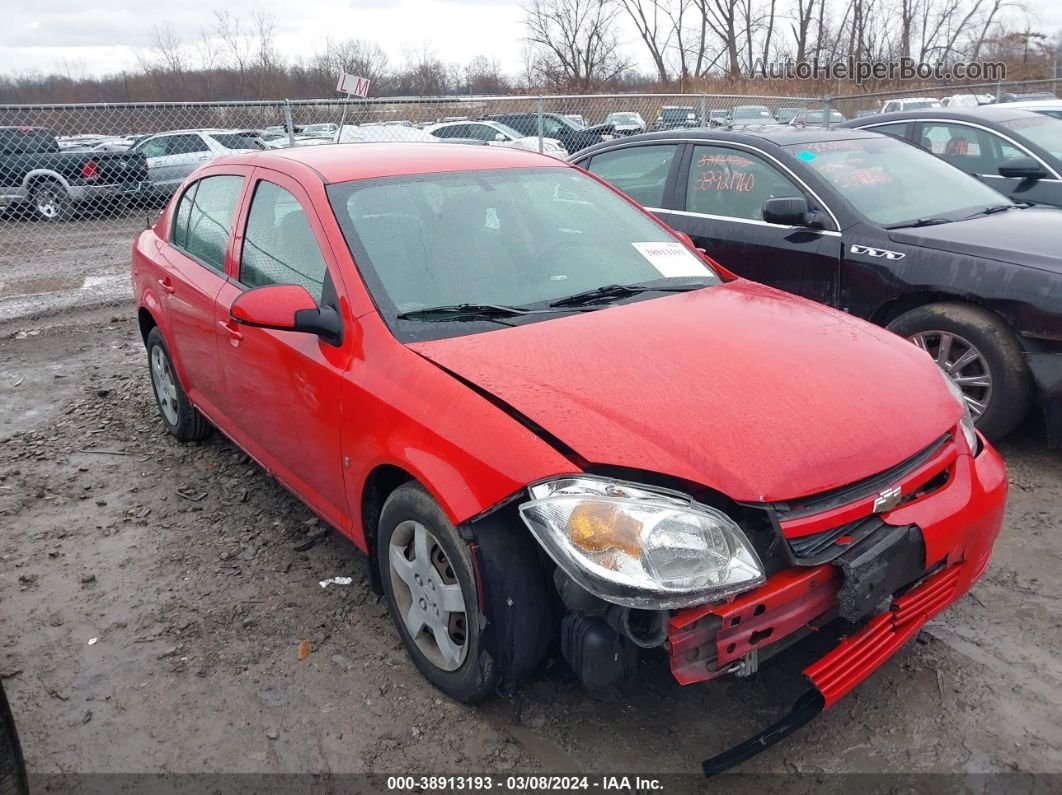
[701,689,825,776]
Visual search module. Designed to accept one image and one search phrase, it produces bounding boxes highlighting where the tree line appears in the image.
[0,2,1057,104]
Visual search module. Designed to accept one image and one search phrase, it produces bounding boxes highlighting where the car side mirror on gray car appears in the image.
[762,196,813,226]
[997,156,1048,181]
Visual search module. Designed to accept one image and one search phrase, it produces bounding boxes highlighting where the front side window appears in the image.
[136,137,168,158]
[919,122,1005,173]
[685,145,803,220]
[786,136,1011,227]
[586,144,677,206]
[240,181,328,301]
[327,167,718,337]
[172,175,244,271]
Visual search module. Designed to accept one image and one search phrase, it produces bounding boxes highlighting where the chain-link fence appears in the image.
[1,82,1058,323]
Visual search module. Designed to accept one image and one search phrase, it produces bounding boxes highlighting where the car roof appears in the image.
[845,106,1051,126]
[580,127,883,150]
[217,142,560,183]
[996,99,1062,110]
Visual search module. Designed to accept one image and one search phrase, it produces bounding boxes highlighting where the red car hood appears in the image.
[408,281,961,503]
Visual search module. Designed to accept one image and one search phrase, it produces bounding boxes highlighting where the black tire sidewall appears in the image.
[887,303,1031,440]
[377,483,498,703]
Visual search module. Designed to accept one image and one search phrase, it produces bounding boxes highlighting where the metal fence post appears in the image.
[283,100,296,146]
[699,94,707,127]
[823,94,832,129]
[536,96,544,153]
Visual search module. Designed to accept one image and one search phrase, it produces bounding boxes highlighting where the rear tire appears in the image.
[145,328,212,442]
[378,482,499,703]
[30,179,73,222]
[887,302,1031,440]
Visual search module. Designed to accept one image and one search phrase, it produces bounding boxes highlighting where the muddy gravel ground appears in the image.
[1,306,1061,790]
[0,212,144,324]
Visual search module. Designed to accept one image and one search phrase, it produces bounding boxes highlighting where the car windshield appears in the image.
[662,108,693,121]
[1001,115,1062,158]
[904,100,940,110]
[610,113,639,123]
[733,106,772,119]
[785,136,1012,227]
[327,167,719,336]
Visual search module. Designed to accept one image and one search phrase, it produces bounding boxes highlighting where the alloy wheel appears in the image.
[387,520,469,672]
[150,346,180,426]
[35,187,62,219]
[909,330,992,418]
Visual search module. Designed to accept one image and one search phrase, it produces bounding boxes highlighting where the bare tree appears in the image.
[465,55,510,94]
[615,0,675,84]
[525,0,633,90]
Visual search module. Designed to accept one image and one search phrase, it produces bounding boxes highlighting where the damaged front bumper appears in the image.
[670,438,1007,773]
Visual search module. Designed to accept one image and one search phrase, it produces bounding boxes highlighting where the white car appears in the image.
[879,97,943,113]
[991,99,1062,120]
[129,129,265,198]
[605,112,646,135]
[941,93,994,107]
[423,120,567,154]
[301,122,339,136]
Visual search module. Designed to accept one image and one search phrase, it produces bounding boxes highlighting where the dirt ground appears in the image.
[1,305,1061,786]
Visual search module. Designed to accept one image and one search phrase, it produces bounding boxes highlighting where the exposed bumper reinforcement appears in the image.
[702,563,962,775]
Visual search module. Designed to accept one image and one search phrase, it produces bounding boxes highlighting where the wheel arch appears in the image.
[870,291,1022,347]
[359,464,416,593]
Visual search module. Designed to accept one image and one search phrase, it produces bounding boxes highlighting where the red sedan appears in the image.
[132,143,1006,770]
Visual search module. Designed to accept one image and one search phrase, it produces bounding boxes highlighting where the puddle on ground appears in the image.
[0,275,83,296]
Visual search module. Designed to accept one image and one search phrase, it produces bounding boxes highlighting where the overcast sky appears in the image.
[2,0,1060,80]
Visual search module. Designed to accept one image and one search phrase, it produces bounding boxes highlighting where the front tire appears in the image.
[887,302,1031,440]
[145,327,212,442]
[378,483,498,703]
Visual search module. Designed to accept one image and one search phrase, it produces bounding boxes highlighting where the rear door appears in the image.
[157,171,248,419]
[664,143,844,306]
[213,169,352,529]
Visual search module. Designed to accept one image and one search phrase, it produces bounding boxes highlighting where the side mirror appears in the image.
[230,284,342,344]
[998,156,1048,180]
[762,196,811,226]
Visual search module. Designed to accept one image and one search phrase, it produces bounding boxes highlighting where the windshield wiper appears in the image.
[549,281,707,308]
[396,303,532,323]
[963,203,1023,219]
[885,217,953,230]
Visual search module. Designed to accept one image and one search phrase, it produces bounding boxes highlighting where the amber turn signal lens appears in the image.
[568,502,642,557]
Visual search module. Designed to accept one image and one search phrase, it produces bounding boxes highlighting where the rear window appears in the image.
[0,128,58,155]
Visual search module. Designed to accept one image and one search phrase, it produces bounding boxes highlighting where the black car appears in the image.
[840,107,1062,208]
[572,128,1061,444]
[479,113,614,153]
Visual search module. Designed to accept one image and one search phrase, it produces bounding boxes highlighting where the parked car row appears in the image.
[132,134,1036,772]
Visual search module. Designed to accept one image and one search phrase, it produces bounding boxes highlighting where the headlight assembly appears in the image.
[518,477,765,608]
[939,369,979,452]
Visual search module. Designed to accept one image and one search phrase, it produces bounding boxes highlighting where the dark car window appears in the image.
[0,128,57,154]
[586,145,677,206]
[167,134,210,156]
[541,116,567,137]
[328,167,717,328]
[432,125,462,139]
[919,122,1016,174]
[784,136,1009,226]
[173,175,244,272]
[685,145,802,221]
[870,122,913,141]
[135,136,168,158]
[240,181,328,301]
[210,133,263,150]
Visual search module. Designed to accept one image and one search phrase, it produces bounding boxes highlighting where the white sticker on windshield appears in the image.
[632,242,710,278]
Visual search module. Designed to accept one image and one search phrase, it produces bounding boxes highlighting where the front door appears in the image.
[214,170,352,530]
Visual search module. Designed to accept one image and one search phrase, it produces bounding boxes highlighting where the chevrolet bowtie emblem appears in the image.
[873,486,903,514]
